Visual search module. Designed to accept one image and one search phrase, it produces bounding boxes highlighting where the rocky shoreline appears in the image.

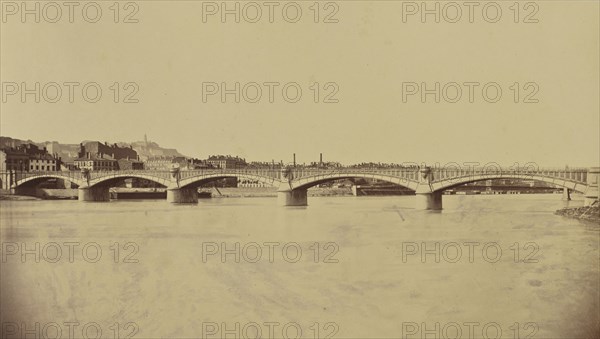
[555,205,600,224]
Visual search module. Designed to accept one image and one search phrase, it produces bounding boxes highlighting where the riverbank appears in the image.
[0,187,571,202]
[209,187,353,198]
[555,204,600,224]
[0,194,41,201]
[0,187,354,200]
[0,188,77,200]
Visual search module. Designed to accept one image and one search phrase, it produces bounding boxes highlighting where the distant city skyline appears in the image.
[0,132,597,168]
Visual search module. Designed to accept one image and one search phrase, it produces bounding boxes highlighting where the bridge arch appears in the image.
[14,174,84,188]
[88,173,170,188]
[290,172,419,191]
[431,174,588,193]
[178,173,280,188]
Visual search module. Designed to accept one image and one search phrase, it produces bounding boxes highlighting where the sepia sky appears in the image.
[1,1,598,167]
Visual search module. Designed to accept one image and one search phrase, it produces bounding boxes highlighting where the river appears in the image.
[0,194,598,338]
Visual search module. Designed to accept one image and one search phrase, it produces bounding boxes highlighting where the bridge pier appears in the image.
[78,186,110,202]
[278,188,308,206]
[584,167,599,206]
[415,191,443,210]
[167,187,198,204]
[166,167,198,203]
[562,188,571,201]
[415,166,442,210]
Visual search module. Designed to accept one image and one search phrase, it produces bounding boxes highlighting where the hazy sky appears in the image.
[1,1,598,167]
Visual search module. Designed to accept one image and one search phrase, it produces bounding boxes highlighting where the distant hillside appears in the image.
[118,141,185,161]
[0,136,78,161]
[1,136,186,162]
[0,136,37,148]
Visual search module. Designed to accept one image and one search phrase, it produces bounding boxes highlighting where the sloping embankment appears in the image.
[555,205,600,224]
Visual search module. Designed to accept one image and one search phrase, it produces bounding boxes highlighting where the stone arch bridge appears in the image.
[4,166,599,210]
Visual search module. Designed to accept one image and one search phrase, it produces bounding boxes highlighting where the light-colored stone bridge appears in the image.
[3,166,599,209]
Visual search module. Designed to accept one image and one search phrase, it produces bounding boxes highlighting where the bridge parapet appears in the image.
[288,168,421,181]
[430,167,588,184]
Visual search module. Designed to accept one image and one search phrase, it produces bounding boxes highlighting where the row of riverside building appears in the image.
[1,141,268,187]
[1,142,252,172]
[0,142,145,172]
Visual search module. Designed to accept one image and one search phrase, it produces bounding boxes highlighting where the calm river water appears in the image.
[0,195,598,338]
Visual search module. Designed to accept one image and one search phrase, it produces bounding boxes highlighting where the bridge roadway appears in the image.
[3,166,599,210]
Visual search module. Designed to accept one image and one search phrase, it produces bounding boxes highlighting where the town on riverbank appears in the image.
[1,136,598,213]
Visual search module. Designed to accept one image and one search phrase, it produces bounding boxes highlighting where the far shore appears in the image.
[0,187,354,200]
[0,194,41,201]
[1,187,580,202]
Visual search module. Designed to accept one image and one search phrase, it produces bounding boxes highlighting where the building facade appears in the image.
[206,155,247,169]
[237,179,270,188]
[29,154,59,171]
[74,154,119,171]
[145,156,214,170]
[79,142,138,160]
[145,156,177,170]
[117,159,144,170]
[0,149,29,172]
[1,144,60,172]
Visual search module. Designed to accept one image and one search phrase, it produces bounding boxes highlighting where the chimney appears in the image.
[320,153,323,166]
[86,152,90,159]
[293,153,296,167]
